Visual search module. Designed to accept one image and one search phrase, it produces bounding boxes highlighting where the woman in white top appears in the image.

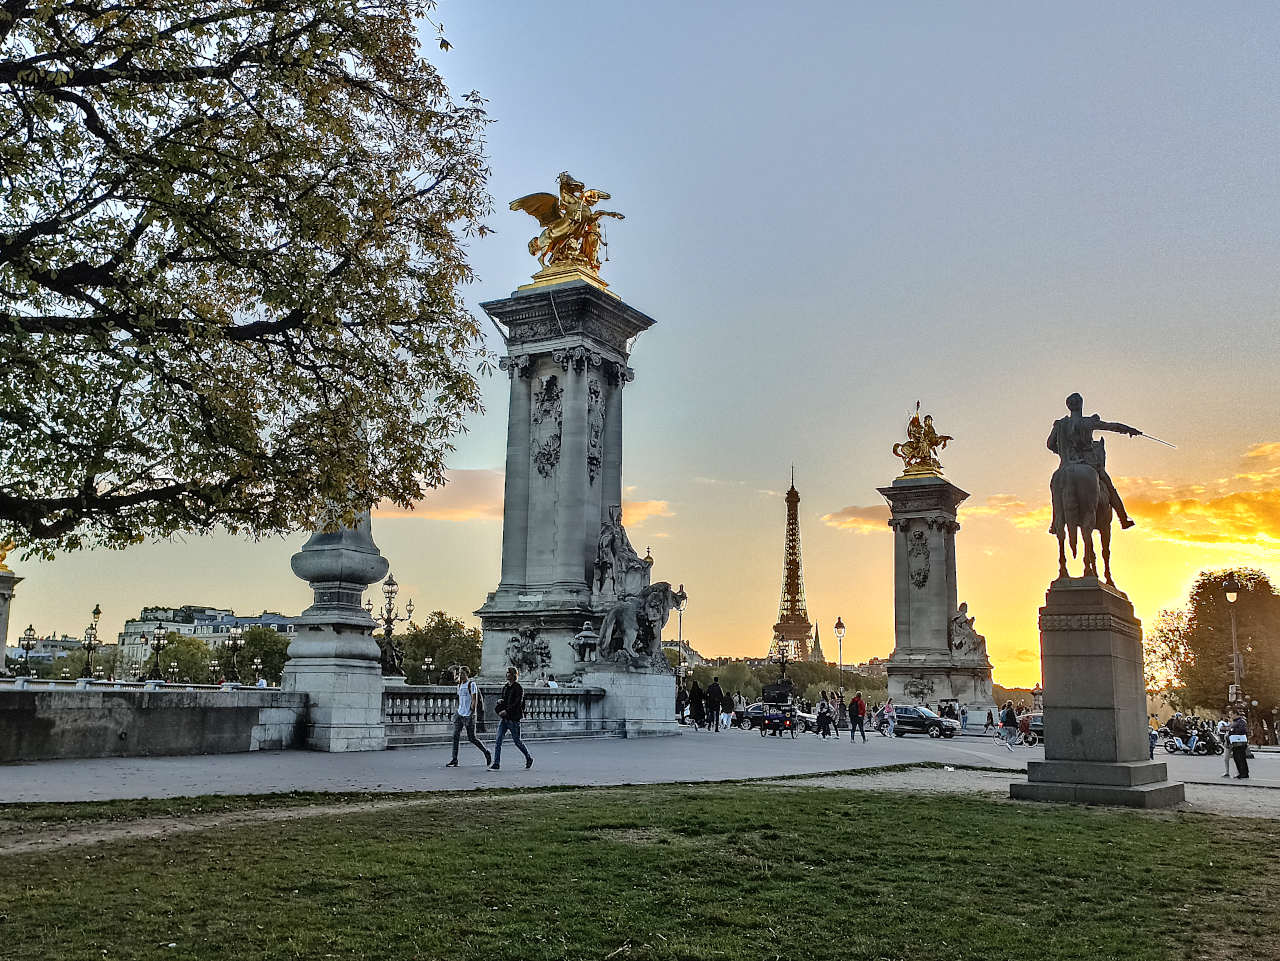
[445,667,492,768]
[883,698,896,737]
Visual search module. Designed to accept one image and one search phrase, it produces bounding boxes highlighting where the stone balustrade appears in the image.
[383,683,610,747]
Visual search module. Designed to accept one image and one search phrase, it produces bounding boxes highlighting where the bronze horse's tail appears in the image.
[598,606,618,655]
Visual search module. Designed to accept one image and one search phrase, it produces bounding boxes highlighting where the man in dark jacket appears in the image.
[490,667,533,771]
[850,691,868,743]
[705,677,724,733]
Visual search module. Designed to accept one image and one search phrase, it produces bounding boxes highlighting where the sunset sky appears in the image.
[12,2,1280,688]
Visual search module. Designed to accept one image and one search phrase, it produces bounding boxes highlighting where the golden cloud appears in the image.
[821,504,891,533]
[374,469,504,522]
[623,499,673,528]
[1243,442,1280,462]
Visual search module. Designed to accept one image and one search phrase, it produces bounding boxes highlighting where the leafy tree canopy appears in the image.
[1145,568,1279,717]
[1,0,491,557]
[398,609,479,684]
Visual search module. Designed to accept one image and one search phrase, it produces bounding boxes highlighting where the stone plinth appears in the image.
[476,279,656,680]
[281,513,389,752]
[578,663,679,737]
[1010,578,1184,808]
[878,474,995,720]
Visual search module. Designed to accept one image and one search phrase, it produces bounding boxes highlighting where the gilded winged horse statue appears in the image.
[510,172,624,274]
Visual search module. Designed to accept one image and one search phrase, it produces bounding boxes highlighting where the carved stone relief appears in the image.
[531,375,563,478]
[907,528,930,589]
[587,378,605,483]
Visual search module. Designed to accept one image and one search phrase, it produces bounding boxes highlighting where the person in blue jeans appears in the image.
[490,666,534,771]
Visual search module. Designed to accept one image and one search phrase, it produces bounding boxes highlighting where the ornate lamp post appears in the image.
[367,572,413,677]
[80,603,103,679]
[19,624,37,677]
[833,616,846,692]
[167,660,179,683]
[675,592,688,676]
[224,625,243,683]
[1224,576,1243,707]
[253,656,264,683]
[148,624,168,680]
[210,658,220,683]
[420,655,434,685]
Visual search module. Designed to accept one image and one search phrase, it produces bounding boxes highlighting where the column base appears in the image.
[1012,757,1185,803]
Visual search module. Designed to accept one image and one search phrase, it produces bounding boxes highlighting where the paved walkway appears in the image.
[2,728,1275,803]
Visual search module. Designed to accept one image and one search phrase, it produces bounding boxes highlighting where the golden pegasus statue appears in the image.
[0,538,15,572]
[510,172,624,277]
[892,402,953,476]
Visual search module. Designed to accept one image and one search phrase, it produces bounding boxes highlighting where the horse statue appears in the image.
[1050,453,1115,585]
[597,581,686,670]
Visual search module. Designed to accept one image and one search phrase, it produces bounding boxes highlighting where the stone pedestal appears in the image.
[1010,579,1184,808]
[281,513,389,752]
[476,279,655,679]
[579,663,679,737]
[878,474,995,720]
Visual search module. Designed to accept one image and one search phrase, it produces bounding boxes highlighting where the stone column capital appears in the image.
[551,346,604,373]
[499,354,533,379]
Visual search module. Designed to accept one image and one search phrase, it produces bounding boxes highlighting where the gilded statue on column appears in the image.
[510,172,625,281]
[892,402,953,476]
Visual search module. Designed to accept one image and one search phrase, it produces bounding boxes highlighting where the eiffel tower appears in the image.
[770,469,813,661]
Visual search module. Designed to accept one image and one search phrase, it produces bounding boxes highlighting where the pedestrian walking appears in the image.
[705,677,724,733]
[999,700,1018,751]
[1217,716,1232,777]
[675,684,688,723]
[850,691,868,742]
[960,705,968,731]
[884,697,896,737]
[490,667,533,771]
[720,688,735,730]
[688,679,706,730]
[1228,715,1250,779]
[816,696,833,738]
[983,709,995,734]
[446,667,492,768]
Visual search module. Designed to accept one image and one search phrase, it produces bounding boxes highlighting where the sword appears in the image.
[1138,432,1176,449]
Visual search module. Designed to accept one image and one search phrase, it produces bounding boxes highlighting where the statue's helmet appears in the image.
[1066,392,1083,411]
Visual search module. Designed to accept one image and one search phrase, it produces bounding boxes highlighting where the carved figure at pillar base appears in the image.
[598,582,686,671]
[948,602,988,659]
[592,504,651,602]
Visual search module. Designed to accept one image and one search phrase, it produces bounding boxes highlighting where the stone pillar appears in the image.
[0,568,21,655]
[498,355,531,589]
[878,474,992,713]
[1011,580,1184,808]
[281,512,389,752]
[555,348,590,591]
[597,366,627,548]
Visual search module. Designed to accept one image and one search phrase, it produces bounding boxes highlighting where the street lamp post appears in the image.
[210,658,220,683]
[148,624,169,680]
[167,660,179,684]
[224,625,243,683]
[19,624,36,677]
[1224,576,1242,708]
[253,656,263,684]
[80,603,103,679]
[834,616,846,692]
[368,572,414,677]
[675,591,688,678]
[420,655,434,685]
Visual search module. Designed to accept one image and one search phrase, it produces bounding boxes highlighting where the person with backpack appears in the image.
[720,687,735,730]
[489,666,533,771]
[445,666,492,768]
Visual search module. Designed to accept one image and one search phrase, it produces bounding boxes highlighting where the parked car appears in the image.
[880,705,959,738]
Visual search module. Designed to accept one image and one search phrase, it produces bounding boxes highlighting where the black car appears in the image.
[880,705,959,738]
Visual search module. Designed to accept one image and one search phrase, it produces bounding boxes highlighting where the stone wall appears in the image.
[383,684,609,747]
[0,684,308,762]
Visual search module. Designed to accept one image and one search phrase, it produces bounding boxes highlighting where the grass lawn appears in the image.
[2,783,1277,961]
